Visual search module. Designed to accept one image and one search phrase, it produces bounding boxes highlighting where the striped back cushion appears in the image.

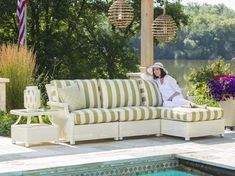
[75,79,100,108]
[50,79,100,108]
[98,79,141,108]
[139,79,162,107]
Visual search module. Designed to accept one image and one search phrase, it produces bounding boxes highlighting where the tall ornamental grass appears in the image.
[0,44,35,111]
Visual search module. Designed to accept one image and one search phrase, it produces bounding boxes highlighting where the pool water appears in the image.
[1,155,233,175]
[140,169,195,176]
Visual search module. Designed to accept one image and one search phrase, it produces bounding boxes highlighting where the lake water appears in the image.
[157,59,235,88]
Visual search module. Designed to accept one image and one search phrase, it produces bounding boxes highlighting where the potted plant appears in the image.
[208,74,235,128]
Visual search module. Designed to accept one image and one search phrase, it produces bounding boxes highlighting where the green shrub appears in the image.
[187,59,233,106]
[0,111,17,136]
[0,111,50,136]
[0,44,36,111]
[192,96,219,107]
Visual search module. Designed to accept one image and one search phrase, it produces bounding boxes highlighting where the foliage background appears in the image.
[0,0,188,81]
[154,4,235,60]
[0,0,189,136]
[187,59,234,106]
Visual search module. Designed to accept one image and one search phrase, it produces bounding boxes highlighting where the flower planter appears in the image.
[219,99,235,128]
[208,74,235,129]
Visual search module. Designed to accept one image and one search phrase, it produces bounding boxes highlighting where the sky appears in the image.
[181,0,235,11]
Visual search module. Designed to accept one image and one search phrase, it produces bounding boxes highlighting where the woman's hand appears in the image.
[167,92,180,101]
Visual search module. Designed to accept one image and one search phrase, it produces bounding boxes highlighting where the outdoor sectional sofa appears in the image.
[46,79,224,144]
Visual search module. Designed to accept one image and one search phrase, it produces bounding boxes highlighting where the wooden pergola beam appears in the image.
[140,0,153,73]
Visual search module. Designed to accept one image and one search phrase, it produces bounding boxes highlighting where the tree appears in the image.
[0,0,189,80]
[155,4,235,60]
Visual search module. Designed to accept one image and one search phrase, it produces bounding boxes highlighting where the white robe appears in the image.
[155,75,191,107]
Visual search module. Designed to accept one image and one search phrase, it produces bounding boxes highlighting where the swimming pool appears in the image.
[140,170,198,176]
[1,154,234,176]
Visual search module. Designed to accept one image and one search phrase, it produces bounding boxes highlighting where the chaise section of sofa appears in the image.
[157,106,224,141]
[139,79,224,141]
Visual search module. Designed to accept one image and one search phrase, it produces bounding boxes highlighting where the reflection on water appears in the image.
[157,59,235,88]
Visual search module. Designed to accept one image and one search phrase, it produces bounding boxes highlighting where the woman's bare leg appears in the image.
[181,103,192,108]
[190,103,207,109]
[181,103,207,109]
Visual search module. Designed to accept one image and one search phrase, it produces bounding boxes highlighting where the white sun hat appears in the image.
[146,62,168,75]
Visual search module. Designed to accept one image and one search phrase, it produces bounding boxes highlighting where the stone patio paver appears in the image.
[0,130,234,174]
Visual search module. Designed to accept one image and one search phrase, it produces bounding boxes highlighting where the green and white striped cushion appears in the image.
[116,106,161,121]
[139,79,162,107]
[72,108,119,125]
[75,79,101,108]
[157,107,224,122]
[51,79,101,108]
[98,79,141,108]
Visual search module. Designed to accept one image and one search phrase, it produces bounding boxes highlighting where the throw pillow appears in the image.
[58,85,85,111]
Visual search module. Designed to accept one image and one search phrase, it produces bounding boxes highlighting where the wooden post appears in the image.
[140,0,153,73]
[126,0,154,79]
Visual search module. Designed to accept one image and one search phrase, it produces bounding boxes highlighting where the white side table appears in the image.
[10,109,59,147]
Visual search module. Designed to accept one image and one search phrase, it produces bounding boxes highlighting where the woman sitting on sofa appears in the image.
[141,62,207,109]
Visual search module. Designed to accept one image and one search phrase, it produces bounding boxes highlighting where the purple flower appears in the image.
[208,74,235,101]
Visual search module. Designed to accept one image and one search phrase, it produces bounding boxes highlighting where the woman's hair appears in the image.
[153,68,167,79]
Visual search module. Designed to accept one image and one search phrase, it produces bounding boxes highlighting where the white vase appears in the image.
[24,86,41,111]
[219,98,235,127]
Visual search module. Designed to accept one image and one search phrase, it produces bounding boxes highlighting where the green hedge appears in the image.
[0,111,16,137]
[0,111,50,137]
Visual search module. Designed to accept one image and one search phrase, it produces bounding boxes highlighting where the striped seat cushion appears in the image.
[157,107,224,122]
[98,79,141,108]
[72,108,119,125]
[116,106,161,121]
[50,79,100,108]
[139,79,162,107]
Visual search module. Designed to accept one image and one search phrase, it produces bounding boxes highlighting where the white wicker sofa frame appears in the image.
[46,79,224,144]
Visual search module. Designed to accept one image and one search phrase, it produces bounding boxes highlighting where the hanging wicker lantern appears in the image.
[152,0,177,43]
[108,0,134,29]
[152,15,177,43]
